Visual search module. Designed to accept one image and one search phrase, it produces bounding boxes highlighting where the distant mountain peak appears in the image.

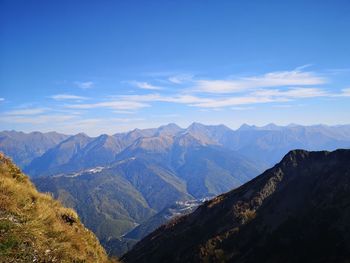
[63,133,91,143]
[160,123,181,129]
[187,122,206,130]
[132,135,174,152]
[287,123,300,127]
[238,123,282,131]
[263,122,277,128]
[156,123,183,136]
[237,123,256,131]
[75,132,89,138]
[96,134,110,140]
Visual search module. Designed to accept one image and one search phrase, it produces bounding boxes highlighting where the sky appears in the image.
[1,0,350,136]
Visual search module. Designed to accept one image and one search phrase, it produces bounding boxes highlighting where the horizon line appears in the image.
[2,122,350,137]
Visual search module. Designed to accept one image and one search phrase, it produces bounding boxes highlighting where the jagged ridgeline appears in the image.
[0,153,117,263]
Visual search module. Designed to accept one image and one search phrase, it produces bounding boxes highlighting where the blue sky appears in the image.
[1,0,350,135]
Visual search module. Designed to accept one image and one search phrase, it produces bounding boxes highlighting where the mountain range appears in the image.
[2,123,350,175]
[32,137,259,256]
[1,123,350,256]
[123,149,350,263]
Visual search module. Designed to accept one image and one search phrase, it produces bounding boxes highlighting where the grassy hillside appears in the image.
[0,153,117,263]
[34,169,156,240]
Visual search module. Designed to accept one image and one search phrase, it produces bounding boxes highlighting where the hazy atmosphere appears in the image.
[1,1,350,135]
[1,1,350,262]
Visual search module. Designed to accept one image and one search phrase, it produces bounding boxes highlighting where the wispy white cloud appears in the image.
[66,100,150,110]
[119,93,211,105]
[272,104,294,108]
[190,88,328,108]
[194,70,326,94]
[0,114,76,124]
[120,93,264,108]
[118,86,330,109]
[295,64,313,71]
[0,98,4,102]
[251,87,328,98]
[191,95,281,108]
[231,106,255,111]
[130,81,163,90]
[75,81,94,89]
[336,88,350,97]
[113,110,136,114]
[3,108,48,116]
[62,69,340,111]
[55,117,145,135]
[50,94,88,100]
[168,74,193,84]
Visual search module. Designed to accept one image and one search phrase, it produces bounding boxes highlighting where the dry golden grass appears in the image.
[0,153,118,263]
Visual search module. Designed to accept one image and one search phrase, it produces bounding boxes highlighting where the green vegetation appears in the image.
[0,153,117,263]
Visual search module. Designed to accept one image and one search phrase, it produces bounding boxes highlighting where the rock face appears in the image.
[0,153,116,263]
[122,149,350,263]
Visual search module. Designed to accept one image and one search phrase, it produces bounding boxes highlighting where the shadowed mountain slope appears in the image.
[104,198,205,256]
[123,149,350,263]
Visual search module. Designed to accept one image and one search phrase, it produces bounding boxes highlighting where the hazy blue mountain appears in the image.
[26,124,180,177]
[114,127,158,146]
[173,145,260,198]
[2,123,350,258]
[33,131,260,256]
[108,158,193,211]
[155,123,184,136]
[186,122,232,144]
[123,149,350,263]
[115,131,261,198]
[12,123,350,177]
[183,123,350,170]
[25,133,94,176]
[33,137,260,236]
[222,124,350,167]
[0,130,68,167]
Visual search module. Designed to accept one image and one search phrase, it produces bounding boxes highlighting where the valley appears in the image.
[1,123,350,256]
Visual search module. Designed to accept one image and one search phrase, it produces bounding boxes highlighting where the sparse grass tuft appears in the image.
[239,209,256,223]
[0,153,118,263]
